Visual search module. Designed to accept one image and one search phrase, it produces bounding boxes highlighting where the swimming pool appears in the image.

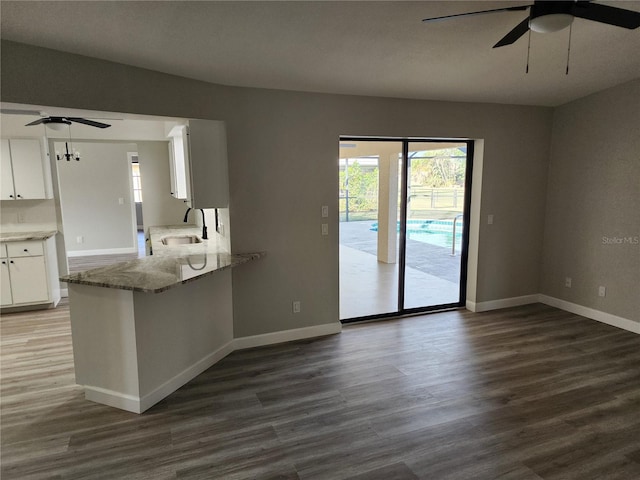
[370,219,463,250]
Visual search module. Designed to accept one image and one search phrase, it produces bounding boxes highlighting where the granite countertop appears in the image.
[61,225,264,293]
[0,230,57,242]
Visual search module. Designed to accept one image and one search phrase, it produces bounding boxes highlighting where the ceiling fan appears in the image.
[25,116,111,129]
[422,1,640,48]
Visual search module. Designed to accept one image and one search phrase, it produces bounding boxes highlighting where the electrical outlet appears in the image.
[321,224,328,236]
[118,197,124,205]
[565,277,572,288]
[598,286,606,297]
[292,301,301,313]
[17,212,25,223]
[321,205,329,218]
[76,236,84,244]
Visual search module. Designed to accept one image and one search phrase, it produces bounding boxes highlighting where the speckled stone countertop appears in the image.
[61,225,264,293]
[0,230,57,242]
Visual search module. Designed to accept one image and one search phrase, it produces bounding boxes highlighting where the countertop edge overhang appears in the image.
[0,230,58,242]
[61,224,264,294]
[60,251,265,293]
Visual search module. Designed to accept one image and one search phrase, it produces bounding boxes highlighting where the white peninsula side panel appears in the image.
[69,269,234,413]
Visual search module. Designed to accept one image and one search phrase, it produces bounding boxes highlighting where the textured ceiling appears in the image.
[1,1,639,106]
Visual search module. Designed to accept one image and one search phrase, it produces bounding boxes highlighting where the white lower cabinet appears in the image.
[1,259,12,307]
[0,238,60,309]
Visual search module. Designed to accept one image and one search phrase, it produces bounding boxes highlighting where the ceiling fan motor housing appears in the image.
[43,117,72,126]
[529,1,575,33]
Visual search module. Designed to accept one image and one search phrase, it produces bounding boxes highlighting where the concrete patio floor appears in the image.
[340,221,462,319]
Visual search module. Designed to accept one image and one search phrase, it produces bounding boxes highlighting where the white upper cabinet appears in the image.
[168,125,190,200]
[1,138,51,200]
[166,120,229,208]
[1,140,14,200]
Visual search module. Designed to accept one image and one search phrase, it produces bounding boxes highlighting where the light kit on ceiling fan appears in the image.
[43,121,68,132]
[529,13,574,33]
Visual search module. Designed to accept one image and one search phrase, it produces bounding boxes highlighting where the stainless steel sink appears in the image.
[161,235,202,246]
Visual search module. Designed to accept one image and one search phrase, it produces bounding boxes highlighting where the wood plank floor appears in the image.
[1,302,639,479]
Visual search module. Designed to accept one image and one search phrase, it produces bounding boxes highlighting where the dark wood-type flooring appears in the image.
[1,302,639,479]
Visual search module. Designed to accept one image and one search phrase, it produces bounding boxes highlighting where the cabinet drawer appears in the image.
[6,241,44,257]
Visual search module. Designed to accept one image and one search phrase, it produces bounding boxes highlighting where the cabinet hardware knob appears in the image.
[1,261,5,265]
[10,260,14,264]
[17,195,22,198]
[23,249,28,252]
[9,195,14,198]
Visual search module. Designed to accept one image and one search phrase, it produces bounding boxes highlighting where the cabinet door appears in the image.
[168,127,189,200]
[9,139,46,199]
[1,260,12,306]
[1,139,16,200]
[187,120,229,208]
[8,256,49,305]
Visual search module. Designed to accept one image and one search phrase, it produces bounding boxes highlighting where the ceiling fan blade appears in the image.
[571,2,640,29]
[67,117,111,129]
[25,118,46,126]
[493,17,531,48]
[422,5,529,23]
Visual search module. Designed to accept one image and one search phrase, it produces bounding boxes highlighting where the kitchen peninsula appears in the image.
[62,225,264,413]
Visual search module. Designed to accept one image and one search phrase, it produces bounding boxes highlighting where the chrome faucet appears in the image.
[183,207,208,240]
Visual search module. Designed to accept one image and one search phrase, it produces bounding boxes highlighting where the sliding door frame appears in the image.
[340,136,474,324]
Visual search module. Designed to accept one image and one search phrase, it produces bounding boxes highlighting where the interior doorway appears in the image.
[128,151,146,257]
[339,137,473,321]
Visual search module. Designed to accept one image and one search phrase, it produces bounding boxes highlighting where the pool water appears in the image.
[370,219,463,250]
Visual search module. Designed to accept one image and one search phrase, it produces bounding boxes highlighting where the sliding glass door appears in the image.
[401,141,470,311]
[339,138,473,321]
[338,141,402,318]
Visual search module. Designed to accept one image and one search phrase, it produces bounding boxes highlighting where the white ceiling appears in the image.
[1,1,639,107]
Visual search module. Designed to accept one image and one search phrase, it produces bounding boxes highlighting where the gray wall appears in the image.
[1,40,553,336]
[57,141,137,254]
[541,80,640,323]
[136,141,189,232]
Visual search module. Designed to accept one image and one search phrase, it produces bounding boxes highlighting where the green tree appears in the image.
[339,161,379,214]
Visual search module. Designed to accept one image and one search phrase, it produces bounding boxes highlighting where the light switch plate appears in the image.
[321,206,329,218]
[321,224,328,236]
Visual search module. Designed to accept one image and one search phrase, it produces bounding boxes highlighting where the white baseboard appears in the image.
[81,324,343,414]
[538,295,639,334]
[139,340,235,412]
[67,247,138,258]
[234,322,342,350]
[466,293,638,335]
[466,294,539,313]
[84,386,143,414]
[83,340,235,414]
